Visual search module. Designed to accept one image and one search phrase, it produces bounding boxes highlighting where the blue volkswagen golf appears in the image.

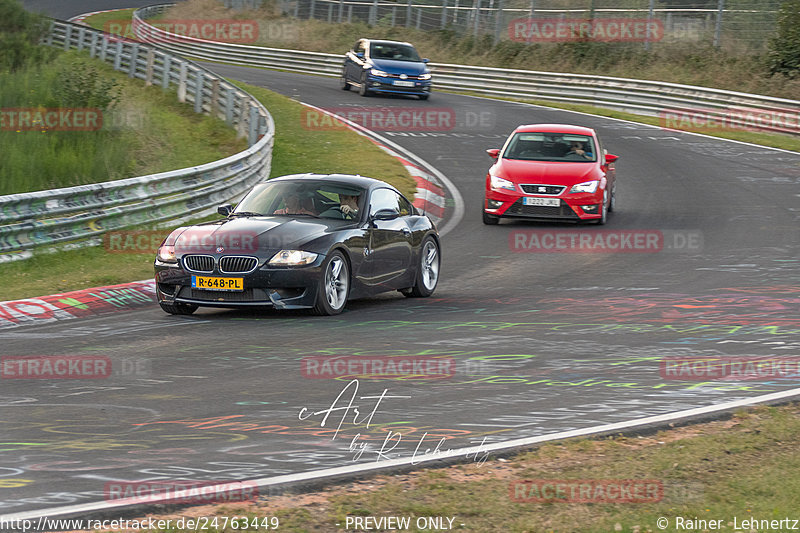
[341,39,432,100]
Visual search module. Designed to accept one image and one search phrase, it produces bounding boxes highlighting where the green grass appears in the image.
[0,49,247,195]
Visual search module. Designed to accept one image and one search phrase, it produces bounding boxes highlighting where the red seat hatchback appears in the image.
[483,124,618,225]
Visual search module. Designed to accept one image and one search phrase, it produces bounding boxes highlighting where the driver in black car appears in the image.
[338,193,360,218]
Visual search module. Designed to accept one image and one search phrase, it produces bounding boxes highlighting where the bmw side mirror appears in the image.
[372,209,399,221]
[356,51,365,59]
[422,58,430,63]
[217,204,233,217]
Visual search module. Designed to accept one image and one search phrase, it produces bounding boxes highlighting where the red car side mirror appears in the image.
[486,148,500,159]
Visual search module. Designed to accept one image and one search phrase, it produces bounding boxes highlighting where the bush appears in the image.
[55,57,121,110]
[768,0,800,78]
[0,0,51,71]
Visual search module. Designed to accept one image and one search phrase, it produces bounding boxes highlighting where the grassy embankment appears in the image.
[155,0,800,152]
[0,5,411,302]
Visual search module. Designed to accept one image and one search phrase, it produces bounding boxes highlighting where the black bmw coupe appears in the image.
[154,174,441,315]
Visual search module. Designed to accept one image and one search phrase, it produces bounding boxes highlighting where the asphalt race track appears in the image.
[4,1,800,520]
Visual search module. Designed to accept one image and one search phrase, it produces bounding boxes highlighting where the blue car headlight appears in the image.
[418,72,431,80]
[370,68,389,77]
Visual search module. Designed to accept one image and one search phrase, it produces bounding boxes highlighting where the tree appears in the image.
[768,0,800,78]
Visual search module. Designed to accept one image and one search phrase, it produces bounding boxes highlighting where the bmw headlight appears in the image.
[418,72,431,80]
[156,245,176,263]
[569,180,599,194]
[490,175,516,191]
[268,250,319,266]
[370,68,389,77]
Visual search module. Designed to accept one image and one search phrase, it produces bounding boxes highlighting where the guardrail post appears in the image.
[145,48,155,86]
[113,41,123,70]
[129,43,140,78]
[44,20,54,46]
[162,55,172,89]
[348,5,352,22]
[248,105,259,146]
[338,0,343,22]
[310,0,316,19]
[391,7,396,25]
[225,87,235,125]
[211,77,221,119]
[406,0,412,27]
[177,61,188,103]
[370,0,378,24]
[473,0,481,37]
[493,0,503,43]
[713,0,724,48]
[89,32,98,57]
[77,26,86,50]
[237,96,248,138]
[328,4,334,23]
[63,24,72,50]
[440,0,448,29]
[416,9,421,28]
[100,35,108,62]
[195,71,205,114]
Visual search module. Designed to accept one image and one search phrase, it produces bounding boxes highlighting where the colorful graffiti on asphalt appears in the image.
[0,280,155,329]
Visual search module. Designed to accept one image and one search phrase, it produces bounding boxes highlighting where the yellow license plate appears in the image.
[192,275,243,291]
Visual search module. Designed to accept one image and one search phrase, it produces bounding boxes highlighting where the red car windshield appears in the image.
[503,132,597,162]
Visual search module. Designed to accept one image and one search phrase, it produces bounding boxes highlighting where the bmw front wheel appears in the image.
[404,236,440,297]
[313,250,350,315]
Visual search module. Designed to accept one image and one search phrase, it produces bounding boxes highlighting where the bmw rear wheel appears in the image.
[313,250,350,315]
[404,236,440,297]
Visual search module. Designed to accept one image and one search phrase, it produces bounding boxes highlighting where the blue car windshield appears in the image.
[370,43,422,62]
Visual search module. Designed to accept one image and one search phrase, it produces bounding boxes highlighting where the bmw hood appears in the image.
[166,217,349,255]
[370,58,428,76]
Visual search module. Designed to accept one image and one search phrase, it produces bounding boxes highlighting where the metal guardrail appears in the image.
[132,3,800,137]
[0,19,274,262]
